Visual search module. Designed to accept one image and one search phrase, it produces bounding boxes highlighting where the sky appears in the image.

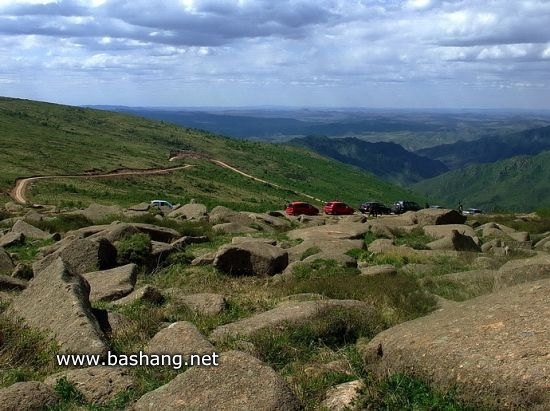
[0,0,549,109]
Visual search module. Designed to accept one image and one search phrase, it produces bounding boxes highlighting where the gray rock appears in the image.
[426,230,481,252]
[0,231,25,248]
[287,222,371,241]
[213,222,258,234]
[131,223,180,243]
[33,237,117,276]
[213,242,288,276]
[12,219,50,239]
[191,252,216,266]
[320,380,363,411]
[360,264,397,276]
[145,321,215,360]
[286,239,363,264]
[164,289,227,316]
[88,222,141,243]
[360,278,550,410]
[0,274,27,291]
[423,224,476,240]
[0,247,15,275]
[111,285,164,306]
[413,208,466,226]
[0,381,59,411]
[494,254,550,290]
[44,367,134,405]
[210,299,372,342]
[132,350,300,411]
[83,263,138,303]
[74,203,122,223]
[8,258,108,356]
[128,202,151,212]
[168,203,208,220]
[171,235,209,249]
[231,236,277,245]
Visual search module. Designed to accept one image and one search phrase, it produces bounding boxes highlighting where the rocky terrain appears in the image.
[1,201,549,410]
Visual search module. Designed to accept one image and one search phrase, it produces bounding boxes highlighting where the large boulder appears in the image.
[210,298,371,343]
[11,219,50,239]
[168,203,208,220]
[33,237,117,276]
[164,289,227,316]
[413,208,466,226]
[145,321,215,360]
[213,242,288,276]
[213,222,258,234]
[0,274,27,291]
[83,263,138,303]
[360,278,550,409]
[0,247,15,275]
[287,222,371,242]
[44,367,134,405]
[0,381,59,410]
[422,224,476,240]
[0,231,25,248]
[74,203,122,223]
[7,258,109,356]
[111,285,164,306]
[426,230,481,252]
[494,254,550,290]
[132,350,300,411]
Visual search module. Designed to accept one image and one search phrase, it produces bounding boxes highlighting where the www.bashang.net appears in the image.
[56,351,219,370]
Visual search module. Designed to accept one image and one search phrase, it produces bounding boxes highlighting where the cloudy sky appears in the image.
[1,0,549,108]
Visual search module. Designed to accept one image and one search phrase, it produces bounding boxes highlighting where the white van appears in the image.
[150,200,173,209]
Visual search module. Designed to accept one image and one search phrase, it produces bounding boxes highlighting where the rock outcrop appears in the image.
[213,242,288,276]
[360,278,550,410]
[132,350,300,411]
[8,258,109,356]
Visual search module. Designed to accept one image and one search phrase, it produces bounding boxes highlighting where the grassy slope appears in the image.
[413,151,550,212]
[0,97,422,210]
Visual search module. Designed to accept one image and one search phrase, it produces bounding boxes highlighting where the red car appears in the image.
[285,201,319,216]
[323,201,355,215]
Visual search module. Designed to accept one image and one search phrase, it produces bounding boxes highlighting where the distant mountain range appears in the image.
[89,104,550,212]
[416,125,550,169]
[413,151,550,212]
[289,136,448,186]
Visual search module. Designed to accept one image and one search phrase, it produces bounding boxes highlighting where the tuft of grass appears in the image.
[0,316,60,387]
[5,238,55,262]
[357,373,475,410]
[115,233,152,266]
[391,227,434,250]
[300,246,321,261]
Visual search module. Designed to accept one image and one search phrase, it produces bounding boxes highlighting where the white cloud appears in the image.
[0,0,548,108]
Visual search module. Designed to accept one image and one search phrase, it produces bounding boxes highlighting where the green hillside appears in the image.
[413,151,550,212]
[0,97,422,210]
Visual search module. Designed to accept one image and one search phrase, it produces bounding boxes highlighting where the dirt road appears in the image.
[10,165,193,204]
[10,159,322,205]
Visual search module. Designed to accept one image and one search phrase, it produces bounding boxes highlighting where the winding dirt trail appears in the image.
[10,159,322,205]
[10,165,193,204]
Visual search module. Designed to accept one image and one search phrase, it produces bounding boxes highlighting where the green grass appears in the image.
[357,373,475,410]
[1,97,420,211]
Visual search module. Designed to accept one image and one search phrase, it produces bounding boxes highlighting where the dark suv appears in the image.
[391,200,422,214]
[359,201,391,215]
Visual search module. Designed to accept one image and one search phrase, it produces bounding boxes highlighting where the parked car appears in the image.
[463,207,483,215]
[359,201,391,215]
[323,201,355,215]
[391,200,422,214]
[151,199,173,209]
[285,201,319,216]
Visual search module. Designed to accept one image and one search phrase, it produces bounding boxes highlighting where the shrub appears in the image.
[116,233,152,266]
